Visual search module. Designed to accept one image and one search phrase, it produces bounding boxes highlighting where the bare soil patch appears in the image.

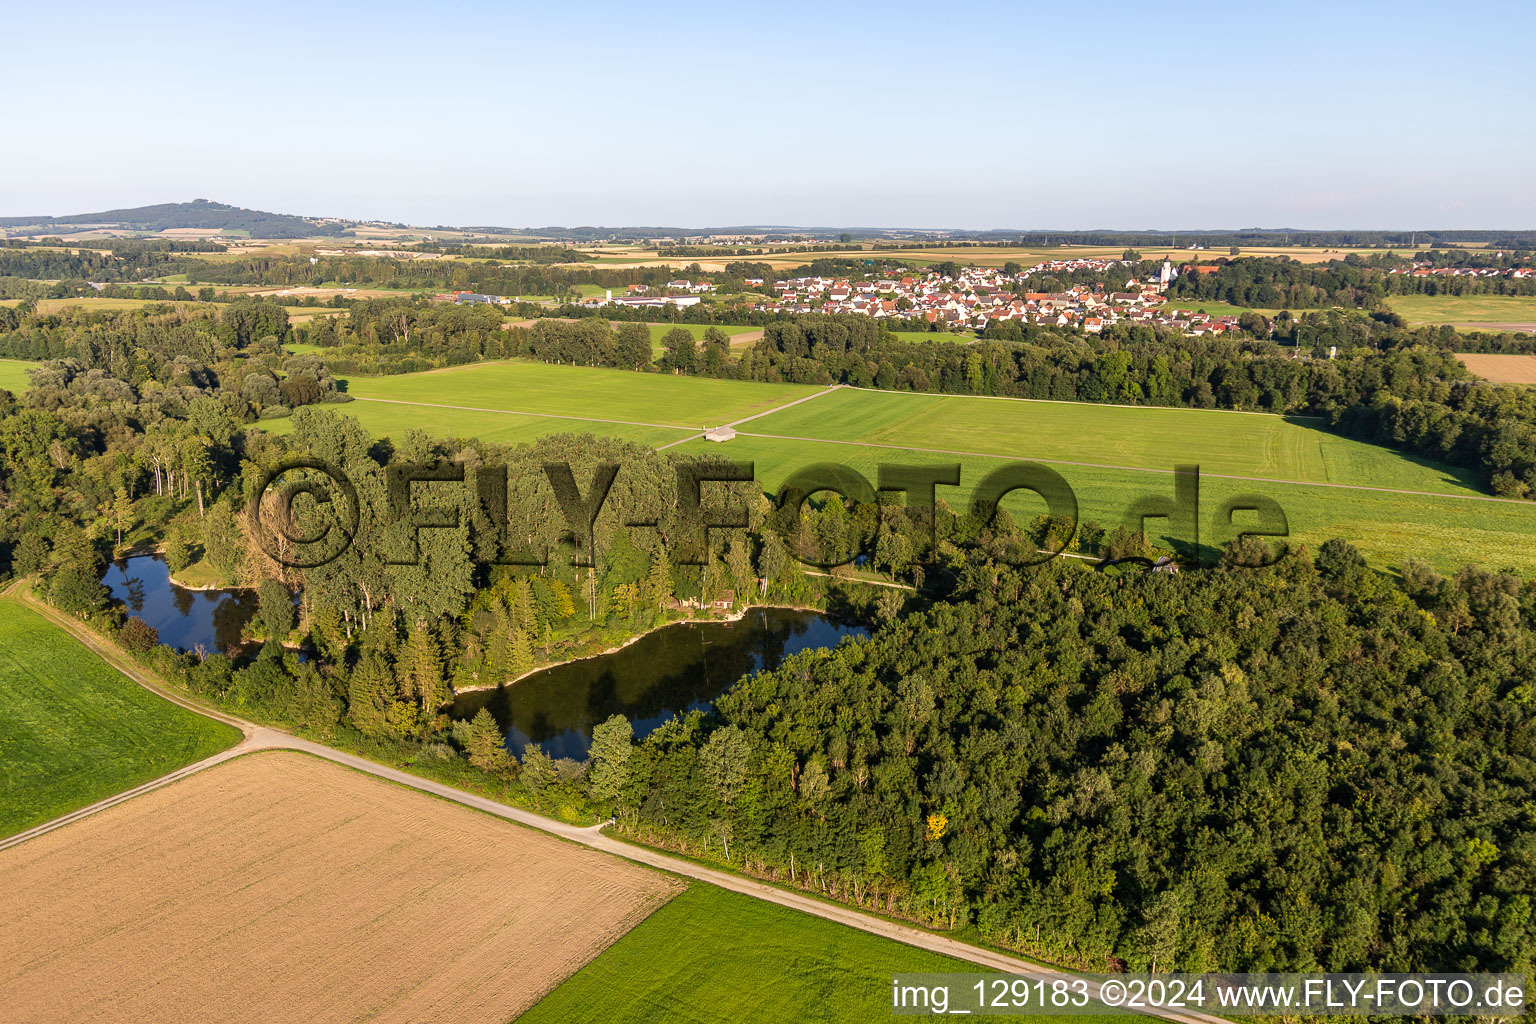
[1456,353,1536,383]
[0,751,680,1024]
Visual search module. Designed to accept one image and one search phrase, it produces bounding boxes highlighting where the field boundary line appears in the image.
[838,383,1328,420]
[801,569,916,591]
[0,742,257,853]
[731,430,1536,505]
[8,591,1229,1024]
[658,384,844,450]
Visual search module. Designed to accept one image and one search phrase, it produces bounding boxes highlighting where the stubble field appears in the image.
[0,751,681,1024]
[1457,353,1536,383]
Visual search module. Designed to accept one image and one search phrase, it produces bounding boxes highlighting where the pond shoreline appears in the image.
[441,601,834,703]
[101,552,262,658]
[117,544,246,593]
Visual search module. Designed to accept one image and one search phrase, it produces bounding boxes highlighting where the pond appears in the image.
[448,608,867,760]
[100,554,260,657]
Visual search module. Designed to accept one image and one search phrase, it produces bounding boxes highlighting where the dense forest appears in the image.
[618,549,1535,974]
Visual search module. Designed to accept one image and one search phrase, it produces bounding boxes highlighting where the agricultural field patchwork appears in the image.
[268,363,1536,573]
[561,243,1405,273]
[0,751,681,1024]
[0,599,240,837]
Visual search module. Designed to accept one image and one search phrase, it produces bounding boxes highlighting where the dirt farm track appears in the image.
[0,751,680,1024]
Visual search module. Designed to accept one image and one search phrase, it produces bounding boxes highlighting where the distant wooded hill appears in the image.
[0,199,321,238]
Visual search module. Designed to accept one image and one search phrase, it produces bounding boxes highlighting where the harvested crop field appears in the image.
[0,751,681,1024]
[1457,353,1536,384]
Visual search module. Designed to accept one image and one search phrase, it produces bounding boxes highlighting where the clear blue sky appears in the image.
[5,0,1532,229]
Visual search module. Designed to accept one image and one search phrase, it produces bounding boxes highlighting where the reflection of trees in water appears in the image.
[211,595,257,655]
[123,576,146,614]
[453,611,864,759]
[101,555,263,657]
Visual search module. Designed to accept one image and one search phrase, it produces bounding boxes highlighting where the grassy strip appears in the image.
[518,883,1124,1024]
[0,598,241,837]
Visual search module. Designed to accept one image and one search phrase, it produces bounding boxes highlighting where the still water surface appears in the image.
[100,554,258,656]
[448,608,866,759]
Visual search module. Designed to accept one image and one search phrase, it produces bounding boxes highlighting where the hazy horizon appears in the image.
[6,0,1532,229]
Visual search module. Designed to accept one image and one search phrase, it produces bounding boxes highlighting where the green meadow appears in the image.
[266,400,693,448]
[266,362,1536,573]
[1384,293,1536,326]
[0,599,241,838]
[742,387,1485,496]
[0,358,39,394]
[518,883,1116,1024]
[339,360,816,428]
[644,322,759,355]
[674,431,1536,574]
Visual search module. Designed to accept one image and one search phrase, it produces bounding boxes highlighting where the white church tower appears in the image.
[1159,258,1176,289]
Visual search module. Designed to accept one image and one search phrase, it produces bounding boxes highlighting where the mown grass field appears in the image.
[0,358,39,393]
[0,598,241,837]
[744,388,1485,495]
[680,431,1536,573]
[339,360,817,427]
[1385,293,1536,327]
[679,387,1536,574]
[266,400,694,448]
[518,883,1117,1024]
[271,363,1536,573]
